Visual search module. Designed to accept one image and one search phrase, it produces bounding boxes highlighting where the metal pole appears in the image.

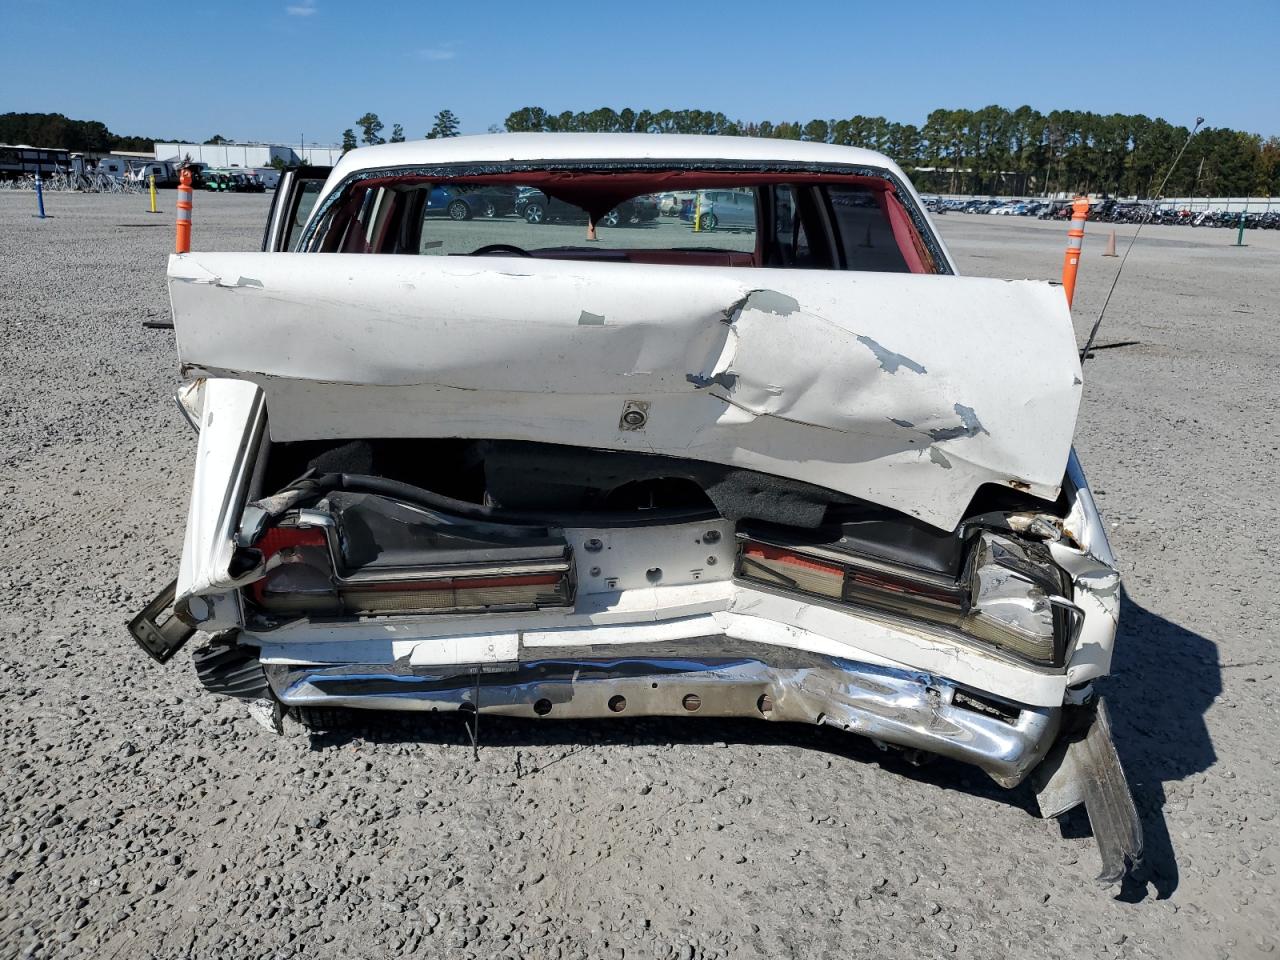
[34,172,47,219]
[1233,211,1247,248]
[148,174,159,214]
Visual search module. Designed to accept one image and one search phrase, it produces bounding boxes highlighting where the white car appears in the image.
[133,134,1140,882]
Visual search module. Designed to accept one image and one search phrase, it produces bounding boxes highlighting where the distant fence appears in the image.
[932,192,1279,214]
[0,172,145,194]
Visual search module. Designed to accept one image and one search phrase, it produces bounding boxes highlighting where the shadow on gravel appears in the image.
[302,587,1218,902]
[1103,587,1220,901]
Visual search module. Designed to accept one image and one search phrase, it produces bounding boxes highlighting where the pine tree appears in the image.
[427,110,460,139]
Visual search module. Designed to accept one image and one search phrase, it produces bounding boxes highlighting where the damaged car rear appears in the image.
[132,133,1141,882]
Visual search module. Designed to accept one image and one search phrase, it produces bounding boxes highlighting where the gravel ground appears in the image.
[1,191,1276,960]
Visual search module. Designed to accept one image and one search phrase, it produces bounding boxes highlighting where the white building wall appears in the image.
[296,145,344,166]
[154,142,341,168]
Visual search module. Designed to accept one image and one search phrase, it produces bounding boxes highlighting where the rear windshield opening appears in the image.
[308,171,935,273]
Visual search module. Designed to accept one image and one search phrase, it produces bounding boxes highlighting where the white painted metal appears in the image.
[175,378,264,602]
[169,254,1081,532]
[408,632,519,666]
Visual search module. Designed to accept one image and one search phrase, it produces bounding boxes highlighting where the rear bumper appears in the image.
[262,639,1058,787]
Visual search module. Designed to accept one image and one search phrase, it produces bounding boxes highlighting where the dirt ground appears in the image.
[1,191,1276,960]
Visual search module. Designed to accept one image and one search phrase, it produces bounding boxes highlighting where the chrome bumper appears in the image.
[264,640,1058,787]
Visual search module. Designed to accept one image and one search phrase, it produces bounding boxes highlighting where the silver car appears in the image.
[693,189,756,231]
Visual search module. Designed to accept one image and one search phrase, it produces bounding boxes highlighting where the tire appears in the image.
[482,200,496,218]
[290,706,352,734]
[601,209,620,227]
[524,202,545,224]
[448,199,470,221]
[699,212,718,231]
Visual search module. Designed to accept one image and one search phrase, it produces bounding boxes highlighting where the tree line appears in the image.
[9,106,1277,197]
[342,110,460,152]
[501,105,1280,198]
[0,112,160,154]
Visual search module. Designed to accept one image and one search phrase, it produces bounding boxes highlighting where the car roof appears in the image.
[327,132,906,183]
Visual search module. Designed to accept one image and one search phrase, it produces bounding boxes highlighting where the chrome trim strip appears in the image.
[264,640,1058,786]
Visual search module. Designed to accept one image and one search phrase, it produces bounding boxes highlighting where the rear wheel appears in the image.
[290,706,352,733]
[601,209,620,227]
[524,202,545,224]
[448,200,470,221]
[482,200,497,218]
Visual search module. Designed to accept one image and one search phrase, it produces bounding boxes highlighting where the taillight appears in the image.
[251,524,338,614]
[739,543,845,599]
[341,572,571,615]
[962,532,1080,666]
[736,532,1074,667]
[257,525,328,558]
[246,515,574,619]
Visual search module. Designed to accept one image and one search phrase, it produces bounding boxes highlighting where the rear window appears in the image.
[308,171,935,274]
[825,185,911,273]
[412,184,758,258]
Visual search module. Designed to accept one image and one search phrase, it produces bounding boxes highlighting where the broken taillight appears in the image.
[736,532,1077,667]
[251,523,340,614]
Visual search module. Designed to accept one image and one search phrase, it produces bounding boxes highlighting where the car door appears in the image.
[423,186,451,217]
[726,191,755,229]
[261,165,333,252]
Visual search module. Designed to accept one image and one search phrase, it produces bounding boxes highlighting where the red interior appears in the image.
[329,168,932,272]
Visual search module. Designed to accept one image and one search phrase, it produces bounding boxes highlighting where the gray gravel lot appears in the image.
[1,191,1277,959]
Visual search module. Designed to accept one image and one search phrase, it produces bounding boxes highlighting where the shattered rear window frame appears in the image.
[297,159,952,273]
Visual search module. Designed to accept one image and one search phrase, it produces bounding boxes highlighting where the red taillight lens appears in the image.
[256,526,329,558]
[737,537,966,616]
[251,525,337,612]
[739,542,845,599]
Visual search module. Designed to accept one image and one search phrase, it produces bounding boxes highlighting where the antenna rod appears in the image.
[1080,117,1204,363]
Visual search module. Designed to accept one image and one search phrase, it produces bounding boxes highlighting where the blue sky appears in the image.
[5,0,1278,143]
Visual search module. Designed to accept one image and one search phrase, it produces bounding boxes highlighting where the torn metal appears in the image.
[1033,697,1143,884]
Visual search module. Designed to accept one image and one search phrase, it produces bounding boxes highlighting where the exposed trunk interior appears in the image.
[257,436,1061,580]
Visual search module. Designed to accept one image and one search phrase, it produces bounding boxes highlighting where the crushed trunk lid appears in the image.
[168,253,1081,532]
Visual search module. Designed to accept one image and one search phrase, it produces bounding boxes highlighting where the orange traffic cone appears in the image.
[1060,196,1091,308]
[175,168,193,253]
[1102,229,1117,257]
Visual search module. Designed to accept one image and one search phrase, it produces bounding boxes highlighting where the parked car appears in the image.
[515,188,657,226]
[136,134,1140,883]
[682,189,756,231]
[424,184,518,220]
[657,192,690,216]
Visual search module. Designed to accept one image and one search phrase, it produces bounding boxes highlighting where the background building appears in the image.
[154,141,344,168]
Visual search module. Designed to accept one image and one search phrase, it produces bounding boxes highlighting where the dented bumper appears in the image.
[263,640,1059,788]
